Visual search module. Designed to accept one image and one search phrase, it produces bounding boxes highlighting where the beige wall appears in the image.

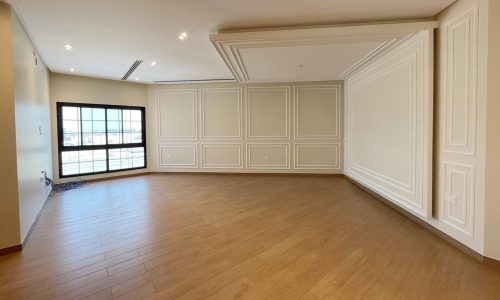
[0,2,21,249]
[484,0,500,260]
[148,81,343,173]
[11,8,53,242]
[49,73,149,183]
[344,30,434,218]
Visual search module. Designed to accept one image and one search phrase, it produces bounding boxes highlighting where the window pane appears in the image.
[81,107,92,120]
[92,121,106,145]
[93,108,105,120]
[131,110,141,121]
[82,133,93,146]
[62,107,79,120]
[63,119,80,147]
[61,150,109,176]
[107,147,144,171]
[107,109,121,121]
[82,120,92,133]
[123,110,131,121]
[62,163,79,176]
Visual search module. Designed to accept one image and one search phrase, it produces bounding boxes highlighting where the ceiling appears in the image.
[8,0,455,83]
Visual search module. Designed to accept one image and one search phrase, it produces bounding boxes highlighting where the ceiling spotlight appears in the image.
[64,44,72,51]
[150,61,157,66]
[70,68,74,72]
[178,32,187,40]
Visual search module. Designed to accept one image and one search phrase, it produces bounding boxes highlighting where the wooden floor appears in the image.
[0,174,499,300]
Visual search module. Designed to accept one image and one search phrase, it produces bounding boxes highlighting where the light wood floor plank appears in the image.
[0,174,498,300]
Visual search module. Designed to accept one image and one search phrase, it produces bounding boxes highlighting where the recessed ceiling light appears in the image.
[135,77,140,81]
[64,44,72,51]
[150,61,157,66]
[70,68,74,72]
[178,32,187,40]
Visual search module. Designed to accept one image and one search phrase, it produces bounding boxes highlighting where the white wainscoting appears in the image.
[201,143,243,169]
[436,2,484,251]
[149,82,343,173]
[157,90,197,140]
[344,30,433,218]
[294,143,340,170]
[158,144,198,168]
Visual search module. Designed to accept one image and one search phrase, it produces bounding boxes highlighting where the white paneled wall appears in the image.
[345,30,434,218]
[148,82,343,173]
[435,0,487,253]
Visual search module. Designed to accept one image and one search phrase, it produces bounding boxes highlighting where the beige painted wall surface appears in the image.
[0,2,21,249]
[49,73,149,183]
[11,8,53,242]
[148,81,343,173]
[484,0,500,260]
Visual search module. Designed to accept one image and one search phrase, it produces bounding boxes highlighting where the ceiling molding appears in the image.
[210,21,438,83]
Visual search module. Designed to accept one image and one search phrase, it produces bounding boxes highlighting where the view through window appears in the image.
[57,103,146,177]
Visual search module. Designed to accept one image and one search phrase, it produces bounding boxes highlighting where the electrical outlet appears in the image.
[40,171,47,183]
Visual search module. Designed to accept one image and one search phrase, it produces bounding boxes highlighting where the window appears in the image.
[57,102,146,178]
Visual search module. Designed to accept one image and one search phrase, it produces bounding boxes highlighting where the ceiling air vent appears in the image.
[122,59,143,80]
[154,78,236,84]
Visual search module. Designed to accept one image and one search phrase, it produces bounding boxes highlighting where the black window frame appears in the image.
[56,102,147,178]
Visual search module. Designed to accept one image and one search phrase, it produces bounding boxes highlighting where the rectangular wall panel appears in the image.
[201,144,242,168]
[345,30,433,218]
[443,7,477,155]
[443,162,475,236]
[246,87,289,139]
[157,90,197,140]
[295,85,340,139]
[294,143,340,169]
[158,144,197,168]
[200,88,242,140]
[247,144,290,169]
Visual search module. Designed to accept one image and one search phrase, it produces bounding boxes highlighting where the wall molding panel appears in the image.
[247,143,290,169]
[158,144,198,168]
[442,6,478,156]
[200,88,243,140]
[150,81,343,174]
[246,87,290,140]
[294,143,340,170]
[344,29,433,218]
[201,143,243,169]
[294,85,341,140]
[157,90,197,140]
[442,161,475,237]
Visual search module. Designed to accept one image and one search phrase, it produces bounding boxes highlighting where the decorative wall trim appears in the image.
[157,89,197,140]
[200,88,243,140]
[246,143,290,169]
[246,86,290,140]
[294,85,341,139]
[158,144,198,168]
[442,6,478,156]
[294,143,340,169]
[345,29,433,218]
[200,143,243,169]
[151,82,344,174]
[442,161,475,237]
